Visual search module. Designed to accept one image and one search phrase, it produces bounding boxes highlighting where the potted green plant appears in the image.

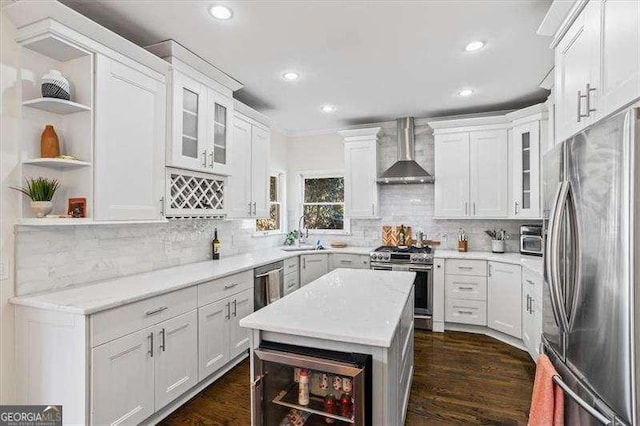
[11,177,60,218]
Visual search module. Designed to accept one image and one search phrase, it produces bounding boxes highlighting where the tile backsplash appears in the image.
[15,219,283,296]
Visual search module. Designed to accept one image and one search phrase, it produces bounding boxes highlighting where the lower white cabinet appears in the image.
[300,254,329,286]
[198,288,253,381]
[154,310,198,409]
[284,272,300,295]
[487,262,522,339]
[522,269,543,360]
[91,326,155,425]
[92,309,198,423]
[329,253,370,270]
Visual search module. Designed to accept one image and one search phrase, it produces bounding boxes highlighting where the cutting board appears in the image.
[382,226,413,246]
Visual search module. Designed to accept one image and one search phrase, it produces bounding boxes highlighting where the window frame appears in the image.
[297,169,350,235]
[254,171,286,236]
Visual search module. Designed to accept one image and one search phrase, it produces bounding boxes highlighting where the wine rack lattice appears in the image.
[165,168,226,218]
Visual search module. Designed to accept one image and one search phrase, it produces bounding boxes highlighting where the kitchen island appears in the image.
[240,268,415,425]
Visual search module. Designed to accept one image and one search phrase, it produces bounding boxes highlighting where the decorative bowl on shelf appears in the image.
[41,70,70,100]
[30,201,53,218]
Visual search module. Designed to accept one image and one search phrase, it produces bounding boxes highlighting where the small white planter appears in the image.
[30,201,53,218]
[491,239,505,253]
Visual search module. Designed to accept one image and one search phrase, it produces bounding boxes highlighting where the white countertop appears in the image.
[240,268,415,348]
[9,246,374,315]
[434,249,543,276]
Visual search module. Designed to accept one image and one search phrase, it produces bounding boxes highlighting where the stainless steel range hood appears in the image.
[377,117,434,184]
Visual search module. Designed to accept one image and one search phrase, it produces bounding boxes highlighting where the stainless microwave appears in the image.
[520,224,543,256]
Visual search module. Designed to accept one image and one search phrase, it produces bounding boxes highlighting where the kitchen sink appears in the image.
[280,245,320,251]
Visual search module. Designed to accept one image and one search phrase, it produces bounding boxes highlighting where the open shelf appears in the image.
[18,218,169,227]
[23,98,91,115]
[272,384,354,424]
[22,158,91,169]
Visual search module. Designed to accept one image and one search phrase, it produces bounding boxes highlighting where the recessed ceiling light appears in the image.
[209,5,232,20]
[458,89,474,97]
[321,105,336,113]
[465,41,485,51]
[282,71,300,81]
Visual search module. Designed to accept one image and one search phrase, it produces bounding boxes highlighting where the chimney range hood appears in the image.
[377,117,434,184]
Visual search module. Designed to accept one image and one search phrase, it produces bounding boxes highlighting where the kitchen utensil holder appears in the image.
[491,240,505,253]
[458,240,468,252]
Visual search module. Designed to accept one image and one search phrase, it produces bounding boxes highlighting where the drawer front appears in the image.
[445,298,487,326]
[445,274,487,301]
[284,257,299,275]
[198,270,253,307]
[332,254,369,269]
[283,272,299,295]
[91,286,197,347]
[446,259,487,276]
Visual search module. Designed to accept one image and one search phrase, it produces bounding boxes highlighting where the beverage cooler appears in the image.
[251,342,372,426]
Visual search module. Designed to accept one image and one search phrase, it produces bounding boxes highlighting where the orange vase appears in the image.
[41,125,60,158]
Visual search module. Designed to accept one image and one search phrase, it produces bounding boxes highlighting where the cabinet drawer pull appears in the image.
[209,151,214,168]
[202,150,207,167]
[148,332,154,358]
[514,201,519,215]
[225,302,231,320]
[457,266,473,270]
[145,306,168,316]
[526,279,535,286]
[340,259,353,264]
[458,310,475,315]
[252,202,257,215]
[224,283,239,290]
[160,328,166,352]
[577,90,589,122]
[586,83,596,116]
[457,286,475,291]
[248,202,252,216]
[232,299,237,317]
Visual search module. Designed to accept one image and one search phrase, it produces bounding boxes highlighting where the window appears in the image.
[302,175,345,231]
[256,174,283,233]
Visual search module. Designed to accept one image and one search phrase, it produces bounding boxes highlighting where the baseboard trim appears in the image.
[146,351,249,425]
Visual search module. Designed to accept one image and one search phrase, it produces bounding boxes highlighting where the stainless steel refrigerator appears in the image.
[542,107,639,425]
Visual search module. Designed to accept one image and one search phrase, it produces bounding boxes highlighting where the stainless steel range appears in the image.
[370,246,433,330]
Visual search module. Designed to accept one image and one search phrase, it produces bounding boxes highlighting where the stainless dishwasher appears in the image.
[254,261,284,310]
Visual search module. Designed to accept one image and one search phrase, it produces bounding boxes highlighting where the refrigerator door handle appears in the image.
[546,182,569,332]
[552,375,612,425]
[565,184,582,333]
[550,181,572,333]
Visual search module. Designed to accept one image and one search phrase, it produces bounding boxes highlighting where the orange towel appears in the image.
[529,354,564,426]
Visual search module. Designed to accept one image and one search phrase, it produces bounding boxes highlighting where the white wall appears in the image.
[1,3,21,403]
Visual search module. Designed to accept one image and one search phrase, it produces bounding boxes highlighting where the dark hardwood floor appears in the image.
[161,330,535,426]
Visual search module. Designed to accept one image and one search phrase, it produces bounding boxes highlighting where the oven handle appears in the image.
[370,262,432,272]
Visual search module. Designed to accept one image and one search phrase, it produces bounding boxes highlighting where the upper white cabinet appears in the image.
[339,127,381,219]
[432,118,508,218]
[469,130,509,218]
[434,133,470,218]
[552,0,640,142]
[227,111,270,219]
[94,54,166,221]
[506,104,547,219]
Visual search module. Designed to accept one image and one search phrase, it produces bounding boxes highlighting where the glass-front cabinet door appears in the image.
[172,72,208,171]
[208,88,233,175]
[512,121,541,218]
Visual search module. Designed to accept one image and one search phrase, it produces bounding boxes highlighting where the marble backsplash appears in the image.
[15,219,283,296]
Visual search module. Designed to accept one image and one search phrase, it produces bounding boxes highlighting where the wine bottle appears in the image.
[212,228,220,260]
[398,224,406,246]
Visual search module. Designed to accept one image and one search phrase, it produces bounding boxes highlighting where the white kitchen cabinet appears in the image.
[172,72,208,171]
[300,254,329,286]
[284,272,300,295]
[91,327,155,425]
[339,128,381,219]
[94,54,166,220]
[599,0,640,118]
[553,0,640,141]
[330,253,370,270]
[227,114,270,218]
[207,88,234,175]
[487,262,522,339]
[198,298,229,381]
[469,130,508,218]
[198,288,254,381]
[434,132,470,218]
[512,121,541,218]
[522,269,543,361]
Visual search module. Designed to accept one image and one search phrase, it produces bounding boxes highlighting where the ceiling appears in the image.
[60,0,554,133]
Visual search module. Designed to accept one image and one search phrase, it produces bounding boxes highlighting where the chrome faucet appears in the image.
[298,215,309,246]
